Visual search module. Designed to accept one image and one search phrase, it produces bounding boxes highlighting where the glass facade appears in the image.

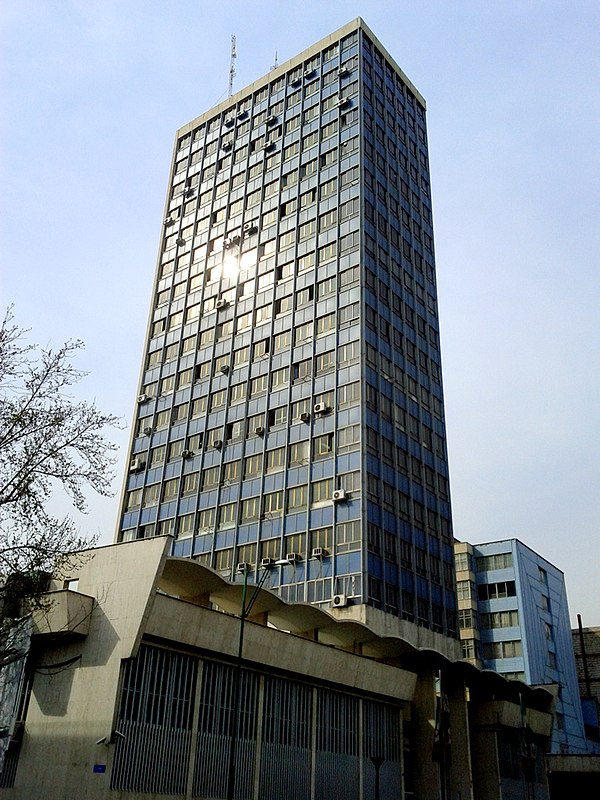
[117,20,456,637]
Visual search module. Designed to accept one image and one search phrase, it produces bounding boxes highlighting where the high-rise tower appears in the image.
[117,19,457,647]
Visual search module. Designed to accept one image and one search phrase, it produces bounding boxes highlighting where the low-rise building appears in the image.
[455,538,587,754]
[0,536,556,799]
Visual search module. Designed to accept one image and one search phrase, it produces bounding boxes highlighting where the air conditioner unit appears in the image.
[237,110,248,120]
[253,426,265,437]
[183,185,194,196]
[299,412,311,423]
[263,141,276,153]
[266,114,278,125]
[213,439,223,449]
[176,237,186,246]
[290,76,302,87]
[260,557,276,569]
[219,364,230,374]
[311,547,328,559]
[215,299,229,310]
[332,489,347,502]
[337,96,350,108]
[129,457,145,472]
[138,393,150,403]
[236,562,251,574]
[286,552,301,564]
[313,402,331,415]
[303,68,315,79]
[222,141,233,151]
[337,66,349,77]
[224,118,235,128]
[332,593,348,608]
[143,426,153,436]
[243,222,258,235]
[164,216,174,226]
[181,449,194,459]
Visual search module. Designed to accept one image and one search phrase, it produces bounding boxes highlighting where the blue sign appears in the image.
[93,764,106,774]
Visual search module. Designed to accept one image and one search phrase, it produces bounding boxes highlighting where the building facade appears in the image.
[117,18,457,645]
[455,538,588,754]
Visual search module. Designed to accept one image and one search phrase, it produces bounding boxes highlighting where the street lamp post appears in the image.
[225,559,287,800]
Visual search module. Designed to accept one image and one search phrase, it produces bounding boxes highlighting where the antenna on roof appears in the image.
[228,35,237,97]
[271,51,279,71]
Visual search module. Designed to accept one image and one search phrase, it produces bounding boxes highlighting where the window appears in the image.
[218,503,236,528]
[263,491,283,515]
[244,453,263,478]
[210,390,227,411]
[168,439,184,460]
[162,478,179,501]
[316,313,335,335]
[182,472,199,496]
[198,508,215,530]
[250,374,268,396]
[478,581,516,600]
[336,521,360,553]
[454,551,472,572]
[268,406,287,427]
[317,276,336,299]
[483,640,523,660]
[240,497,260,522]
[475,552,513,572]
[267,367,288,391]
[296,286,313,308]
[155,410,170,430]
[312,434,333,459]
[292,359,311,382]
[150,445,166,466]
[178,514,195,537]
[337,424,360,452]
[287,484,307,510]
[233,346,250,367]
[230,382,246,404]
[481,610,520,629]
[458,609,478,629]
[266,447,285,472]
[220,459,239,484]
[311,478,332,504]
[315,350,335,374]
[226,420,244,441]
[275,296,292,316]
[338,382,360,408]
[294,322,313,345]
[273,331,291,353]
[456,580,474,601]
[126,489,142,510]
[191,397,207,418]
[461,640,479,660]
[289,441,309,466]
[202,466,220,489]
[215,548,234,572]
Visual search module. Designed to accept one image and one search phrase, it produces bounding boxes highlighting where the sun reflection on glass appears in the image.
[222,252,239,280]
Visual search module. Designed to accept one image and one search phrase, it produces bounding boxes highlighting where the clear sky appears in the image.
[1,1,598,626]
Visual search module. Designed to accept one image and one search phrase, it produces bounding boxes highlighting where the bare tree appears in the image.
[0,308,120,663]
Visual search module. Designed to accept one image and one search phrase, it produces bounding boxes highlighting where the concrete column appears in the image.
[445,676,474,800]
[411,668,440,800]
[469,727,501,800]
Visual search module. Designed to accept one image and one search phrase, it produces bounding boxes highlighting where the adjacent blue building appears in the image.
[457,538,588,753]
